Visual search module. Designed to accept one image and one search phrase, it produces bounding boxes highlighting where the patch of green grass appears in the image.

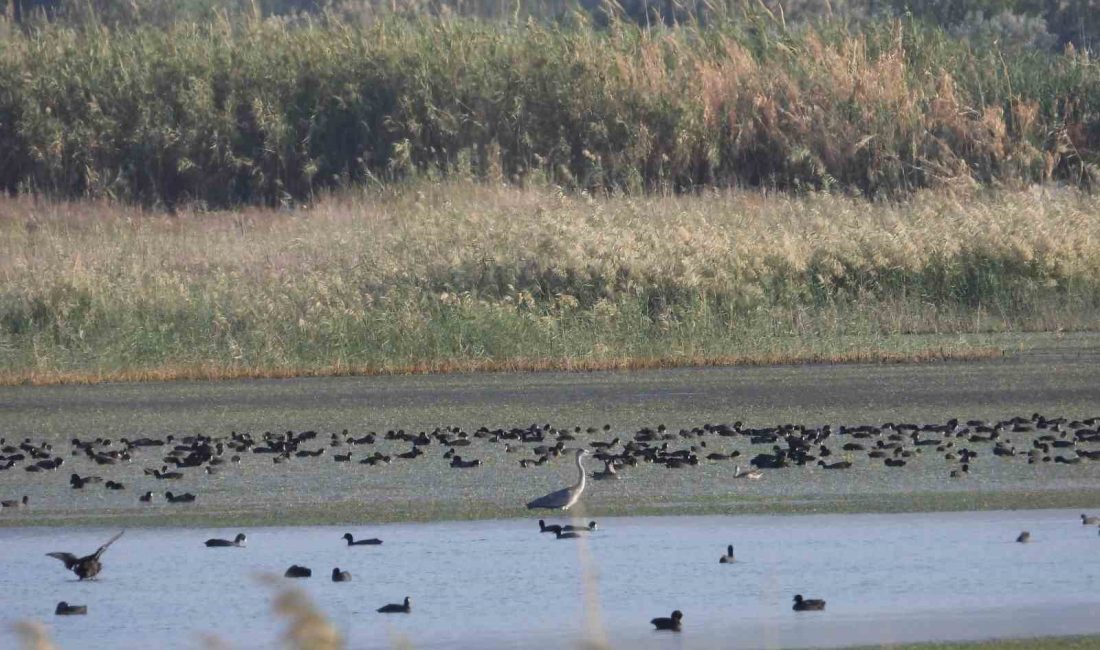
[5,488,1099,529]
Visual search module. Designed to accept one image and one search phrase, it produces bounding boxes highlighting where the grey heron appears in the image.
[526,449,588,510]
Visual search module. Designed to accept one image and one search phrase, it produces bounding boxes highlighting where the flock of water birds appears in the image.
[40,527,412,617]
[3,411,1100,632]
[33,512,846,631]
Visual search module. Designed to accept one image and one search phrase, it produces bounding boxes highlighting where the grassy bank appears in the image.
[848,637,1100,650]
[1,183,1099,383]
[6,489,1100,529]
[0,15,1097,207]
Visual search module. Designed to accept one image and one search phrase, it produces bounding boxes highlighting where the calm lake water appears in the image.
[3,509,1099,649]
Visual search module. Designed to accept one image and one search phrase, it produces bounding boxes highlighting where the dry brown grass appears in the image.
[0,347,1003,386]
[0,182,1095,383]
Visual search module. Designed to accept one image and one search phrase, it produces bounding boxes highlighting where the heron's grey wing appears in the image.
[93,530,125,560]
[526,487,570,509]
[46,552,79,569]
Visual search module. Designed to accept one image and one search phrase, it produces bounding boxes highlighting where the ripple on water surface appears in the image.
[2,509,1099,649]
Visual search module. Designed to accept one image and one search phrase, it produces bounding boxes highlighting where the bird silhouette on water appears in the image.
[719,544,735,563]
[205,533,246,547]
[650,610,683,631]
[55,601,87,615]
[284,565,312,578]
[793,595,826,611]
[538,520,562,534]
[562,521,597,532]
[342,533,382,545]
[377,597,411,613]
[1,495,28,508]
[331,567,352,582]
[47,531,124,580]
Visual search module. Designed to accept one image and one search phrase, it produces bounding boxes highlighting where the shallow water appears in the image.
[3,509,1099,649]
[3,346,1100,526]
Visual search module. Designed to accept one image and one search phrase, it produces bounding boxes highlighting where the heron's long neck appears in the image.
[573,453,586,492]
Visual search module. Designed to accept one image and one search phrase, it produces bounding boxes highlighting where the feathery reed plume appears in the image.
[12,622,58,650]
[262,576,343,650]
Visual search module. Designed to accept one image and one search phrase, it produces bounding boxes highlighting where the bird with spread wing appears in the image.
[47,531,125,580]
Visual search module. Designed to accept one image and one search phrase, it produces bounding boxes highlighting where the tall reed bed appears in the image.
[0,183,1097,382]
[0,15,1096,207]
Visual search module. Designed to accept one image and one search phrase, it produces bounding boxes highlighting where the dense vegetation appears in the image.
[0,2,1097,382]
[1,184,1097,383]
[0,9,1097,207]
[6,0,1099,52]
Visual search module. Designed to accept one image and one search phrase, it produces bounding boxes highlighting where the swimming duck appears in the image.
[949,464,970,478]
[561,521,597,532]
[55,601,87,615]
[105,480,125,490]
[538,520,562,534]
[331,567,352,582]
[342,533,382,546]
[1081,514,1099,525]
[165,491,196,503]
[47,531,124,580]
[719,545,735,563]
[650,610,682,631]
[793,594,826,611]
[1016,531,1031,543]
[284,565,312,578]
[205,533,246,547]
[153,467,183,480]
[69,473,102,489]
[377,596,411,613]
[732,466,763,480]
[1,495,28,508]
[138,491,153,502]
